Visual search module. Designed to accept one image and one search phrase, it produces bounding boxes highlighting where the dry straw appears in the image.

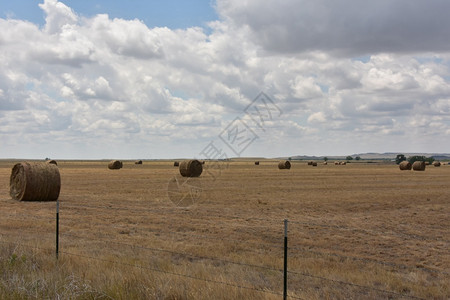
[10,162,61,201]
[108,160,123,170]
[278,160,291,169]
[179,159,203,177]
[399,161,412,170]
[412,161,426,171]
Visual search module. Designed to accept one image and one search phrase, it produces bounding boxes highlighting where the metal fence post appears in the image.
[283,219,288,300]
[56,199,59,259]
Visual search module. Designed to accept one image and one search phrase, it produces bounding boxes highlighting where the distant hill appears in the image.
[285,153,450,160]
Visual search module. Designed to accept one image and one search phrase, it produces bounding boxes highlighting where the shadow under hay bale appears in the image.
[108,160,123,170]
[46,159,57,165]
[278,160,291,169]
[179,160,203,177]
[412,161,426,171]
[399,161,412,170]
[10,162,61,201]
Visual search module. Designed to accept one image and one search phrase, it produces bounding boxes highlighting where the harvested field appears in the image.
[0,160,449,299]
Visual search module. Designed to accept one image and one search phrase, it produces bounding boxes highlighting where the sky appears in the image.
[0,0,449,159]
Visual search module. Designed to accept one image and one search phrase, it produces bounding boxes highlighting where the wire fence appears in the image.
[1,201,447,299]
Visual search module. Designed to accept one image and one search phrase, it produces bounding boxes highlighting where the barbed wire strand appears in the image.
[59,250,290,299]
[0,238,429,300]
[287,269,426,300]
[288,220,449,243]
[60,232,282,273]
[288,244,449,276]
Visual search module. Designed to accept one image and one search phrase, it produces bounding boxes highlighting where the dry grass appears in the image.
[0,159,449,299]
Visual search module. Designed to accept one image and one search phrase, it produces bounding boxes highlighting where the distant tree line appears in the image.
[395,154,435,165]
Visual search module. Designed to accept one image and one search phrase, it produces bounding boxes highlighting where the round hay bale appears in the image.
[425,161,430,165]
[399,161,412,170]
[108,160,123,170]
[173,161,180,167]
[46,159,57,165]
[179,160,203,177]
[254,161,260,165]
[307,161,313,165]
[135,160,143,165]
[312,162,318,167]
[10,162,61,201]
[323,162,328,165]
[341,162,347,165]
[334,161,339,165]
[412,161,426,171]
[433,161,441,167]
[278,160,291,169]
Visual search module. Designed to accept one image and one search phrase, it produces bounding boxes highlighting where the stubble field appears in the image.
[0,159,449,299]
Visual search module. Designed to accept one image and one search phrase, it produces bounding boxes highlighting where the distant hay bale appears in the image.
[307,161,313,165]
[433,161,441,167]
[135,160,143,165]
[278,160,291,169]
[412,161,426,171]
[173,161,180,167]
[323,162,328,165]
[202,161,206,165]
[108,160,123,170]
[399,161,412,170]
[425,161,430,165]
[312,162,317,166]
[334,161,339,165]
[341,162,347,165]
[255,161,260,165]
[46,159,57,165]
[10,162,61,201]
[179,159,203,177]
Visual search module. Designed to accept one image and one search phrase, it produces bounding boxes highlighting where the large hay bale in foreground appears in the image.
[412,161,426,171]
[399,161,412,170]
[433,161,441,167]
[278,160,291,169]
[108,160,123,169]
[179,160,203,177]
[10,162,61,201]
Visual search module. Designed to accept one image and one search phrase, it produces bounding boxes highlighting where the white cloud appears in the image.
[0,0,449,159]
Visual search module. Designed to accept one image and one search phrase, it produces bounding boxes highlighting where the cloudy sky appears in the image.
[1,0,449,159]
